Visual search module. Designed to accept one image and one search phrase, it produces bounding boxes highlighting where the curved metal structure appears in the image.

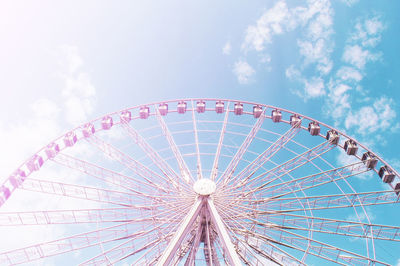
[0,98,399,265]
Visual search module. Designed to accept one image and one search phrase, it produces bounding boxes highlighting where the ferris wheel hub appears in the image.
[193,178,216,196]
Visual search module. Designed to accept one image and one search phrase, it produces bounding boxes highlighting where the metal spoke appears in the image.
[0,221,141,265]
[219,108,266,185]
[251,212,400,242]
[21,178,143,206]
[0,208,152,226]
[120,119,185,190]
[155,104,193,183]
[256,190,400,212]
[156,198,203,265]
[84,135,178,192]
[232,141,334,190]
[221,120,301,190]
[211,102,230,181]
[52,152,168,195]
[191,100,203,180]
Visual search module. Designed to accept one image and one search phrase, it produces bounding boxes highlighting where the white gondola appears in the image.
[101,116,113,129]
[120,110,132,122]
[196,101,206,113]
[216,101,224,114]
[177,101,187,114]
[290,114,301,128]
[82,123,95,137]
[308,121,320,136]
[64,131,77,147]
[234,102,243,115]
[271,109,282,122]
[27,155,44,172]
[379,166,395,183]
[159,103,168,116]
[253,105,263,118]
[326,130,339,145]
[361,152,378,169]
[395,183,400,195]
[344,139,358,156]
[139,106,150,119]
[45,142,60,159]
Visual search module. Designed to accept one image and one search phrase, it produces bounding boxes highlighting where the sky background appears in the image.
[0,0,399,264]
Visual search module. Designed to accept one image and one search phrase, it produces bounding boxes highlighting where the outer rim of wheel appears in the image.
[2,98,398,202]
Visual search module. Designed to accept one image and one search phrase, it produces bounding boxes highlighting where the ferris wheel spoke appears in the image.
[249,161,369,198]
[155,104,194,184]
[211,103,230,181]
[237,232,305,266]
[190,101,203,180]
[234,234,282,265]
[156,198,203,265]
[219,108,266,186]
[254,213,400,242]
[220,206,305,265]
[120,120,187,191]
[207,198,243,265]
[0,220,153,265]
[0,207,159,226]
[256,190,400,213]
[221,121,301,191]
[52,153,169,196]
[234,141,333,191]
[183,219,203,265]
[20,178,147,206]
[263,225,389,265]
[236,227,344,265]
[85,135,179,193]
[80,227,172,265]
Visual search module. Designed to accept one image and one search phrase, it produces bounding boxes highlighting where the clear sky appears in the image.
[0,0,399,264]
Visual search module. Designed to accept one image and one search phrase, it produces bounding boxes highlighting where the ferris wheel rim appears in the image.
[2,98,398,198]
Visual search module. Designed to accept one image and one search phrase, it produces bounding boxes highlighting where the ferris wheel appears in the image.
[0,98,399,265]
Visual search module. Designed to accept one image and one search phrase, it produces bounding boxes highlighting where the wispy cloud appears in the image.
[222,41,232,55]
[233,60,255,84]
[342,44,379,69]
[340,0,359,7]
[325,15,394,139]
[345,97,396,135]
[237,1,396,151]
[58,45,97,126]
[0,44,100,260]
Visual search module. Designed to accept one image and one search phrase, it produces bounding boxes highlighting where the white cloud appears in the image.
[336,66,363,82]
[342,45,379,69]
[242,1,291,51]
[58,45,97,125]
[351,16,385,47]
[242,0,333,55]
[286,66,325,100]
[345,97,396,135]
[340,0,359,6]
[304,77,325,98]
[222,41,232,55]
[233,60,255,84]
[285,65,301,80]
[58,45,84,74]
[30,98,61,119]
[298,38,332,75]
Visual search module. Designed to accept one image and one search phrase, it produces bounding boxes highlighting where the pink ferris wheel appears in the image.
[0,98,399,265]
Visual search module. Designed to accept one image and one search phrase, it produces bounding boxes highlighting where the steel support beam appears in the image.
[156,198,203,265]
[207,198,242,266]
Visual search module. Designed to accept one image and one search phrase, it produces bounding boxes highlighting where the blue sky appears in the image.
[0,0,399,176]
[0,0,399,264]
